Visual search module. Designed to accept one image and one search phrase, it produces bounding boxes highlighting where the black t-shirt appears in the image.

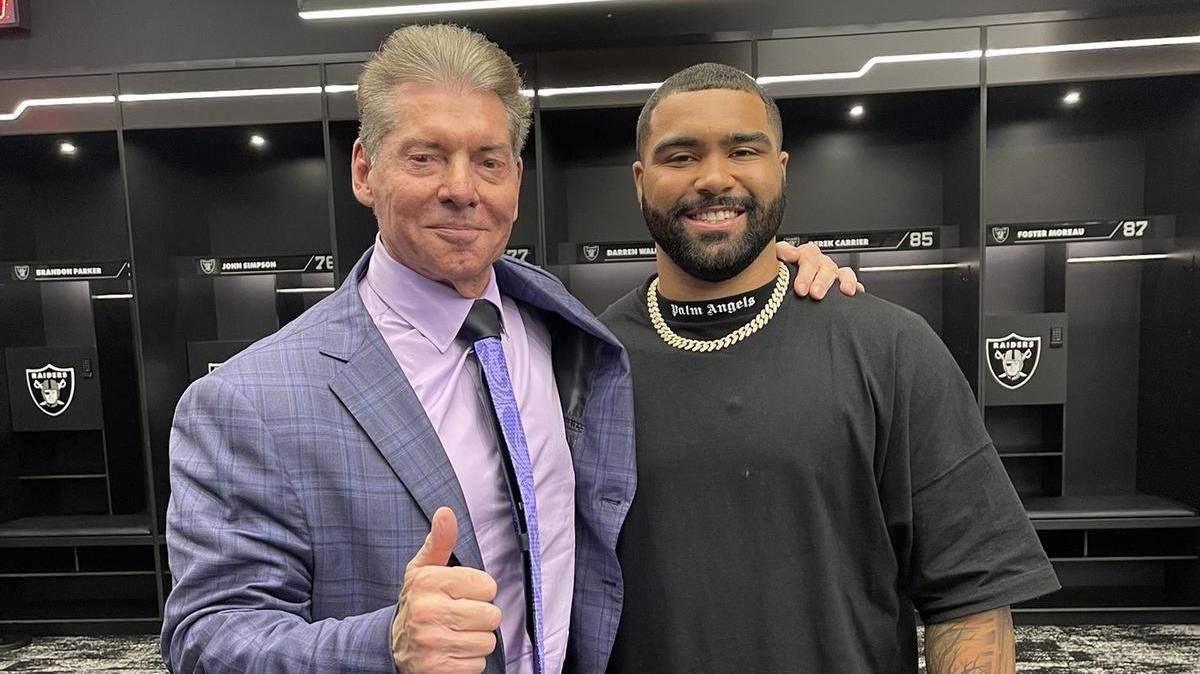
[599,269,1060,674]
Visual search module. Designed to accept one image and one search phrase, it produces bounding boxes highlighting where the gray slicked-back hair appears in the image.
[636,62,783,156]
[357,24,531,162]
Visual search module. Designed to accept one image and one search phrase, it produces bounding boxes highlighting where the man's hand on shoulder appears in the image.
[393,507,501,674]
[776,240,865,300]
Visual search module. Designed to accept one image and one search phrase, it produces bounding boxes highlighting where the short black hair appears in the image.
[636,62,784,157]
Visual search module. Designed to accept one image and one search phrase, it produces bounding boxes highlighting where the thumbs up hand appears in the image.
[392,507,502,674]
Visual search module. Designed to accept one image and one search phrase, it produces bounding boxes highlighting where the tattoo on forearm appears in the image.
[925,607,1015,674]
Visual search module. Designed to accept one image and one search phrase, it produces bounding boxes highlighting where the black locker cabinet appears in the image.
[984,14,1200,622]
[121,67,334,551]
[0,94,159,633]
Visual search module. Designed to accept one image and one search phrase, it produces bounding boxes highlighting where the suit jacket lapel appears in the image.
[494,257,625,350]
[322,250,485,572]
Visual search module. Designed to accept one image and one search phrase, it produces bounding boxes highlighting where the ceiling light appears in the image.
[249,134,267,149]
[58,141,77,156]
[299,0,622,20]
[849,104,865,119]
[1062,90,1082,105]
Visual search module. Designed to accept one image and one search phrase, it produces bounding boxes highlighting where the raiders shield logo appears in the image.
[25,364,75,417]
[199,258,218,275]
[582,245,601,262]
[991,226,1010,244]
[987,333,1041,390]
[12,264,30,281]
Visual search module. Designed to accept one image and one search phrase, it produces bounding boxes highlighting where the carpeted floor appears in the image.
[1,625,1198,672]
[0,635,160,673]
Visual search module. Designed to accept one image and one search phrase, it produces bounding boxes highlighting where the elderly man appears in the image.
[160,25,858,674]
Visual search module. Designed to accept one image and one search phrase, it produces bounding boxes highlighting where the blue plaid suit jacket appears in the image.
[162,248,636,673]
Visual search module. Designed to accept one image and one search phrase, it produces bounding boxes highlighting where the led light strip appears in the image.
[91,293,134,300]
[1066,253,1170,264]
[276,286,337,294]
[323,84,535,97]
[857,263,962,273]
[561,34,1200,95]
[0,95,117,122]
[0,86,322,121]
[3,33,1199,122]
[537,81,662,97]
[758,49,984,85]
[986,34,1200,57]
[760,35,1200,86]
[299,0,622,20]
[119,86,323,103]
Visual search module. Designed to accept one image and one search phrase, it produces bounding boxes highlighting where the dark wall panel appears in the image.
[986,129,1145,223]
[93,296,148,515]
[1063,243,1142,496]
[941,101,982,389]
[39,282,96,347]
[0,132,128,262]
[539,107,641,252]
[785,132,944,232]
[1136,97,1200,510]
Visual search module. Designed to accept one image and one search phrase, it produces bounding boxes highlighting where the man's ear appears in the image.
[779,150,789,177]
[351,138,374,208]
[632,160,645,205]
[512,155,524,222]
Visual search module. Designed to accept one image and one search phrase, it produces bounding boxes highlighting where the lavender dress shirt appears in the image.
[358,239,575,674]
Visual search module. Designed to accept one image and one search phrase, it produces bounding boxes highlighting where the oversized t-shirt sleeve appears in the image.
[890,314,1061,624]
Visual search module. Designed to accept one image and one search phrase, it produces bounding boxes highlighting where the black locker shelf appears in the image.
[0,527,160,627]
[2,10,1200,633]
[1027,496,1200,528]
[0,514,154,542]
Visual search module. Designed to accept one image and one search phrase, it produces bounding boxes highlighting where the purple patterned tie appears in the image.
[459,300,545,674]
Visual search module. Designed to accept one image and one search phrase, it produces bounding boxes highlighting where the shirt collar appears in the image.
[364,235,505,353]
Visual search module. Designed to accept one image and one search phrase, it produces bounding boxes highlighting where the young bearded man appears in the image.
[599,63,1060,673]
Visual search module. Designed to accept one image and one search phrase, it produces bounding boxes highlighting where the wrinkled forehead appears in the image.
[387,81,512,149]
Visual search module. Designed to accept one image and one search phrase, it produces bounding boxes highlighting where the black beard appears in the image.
[641,191,786,283]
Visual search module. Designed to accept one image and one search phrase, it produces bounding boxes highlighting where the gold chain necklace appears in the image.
[647,261,790,352]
